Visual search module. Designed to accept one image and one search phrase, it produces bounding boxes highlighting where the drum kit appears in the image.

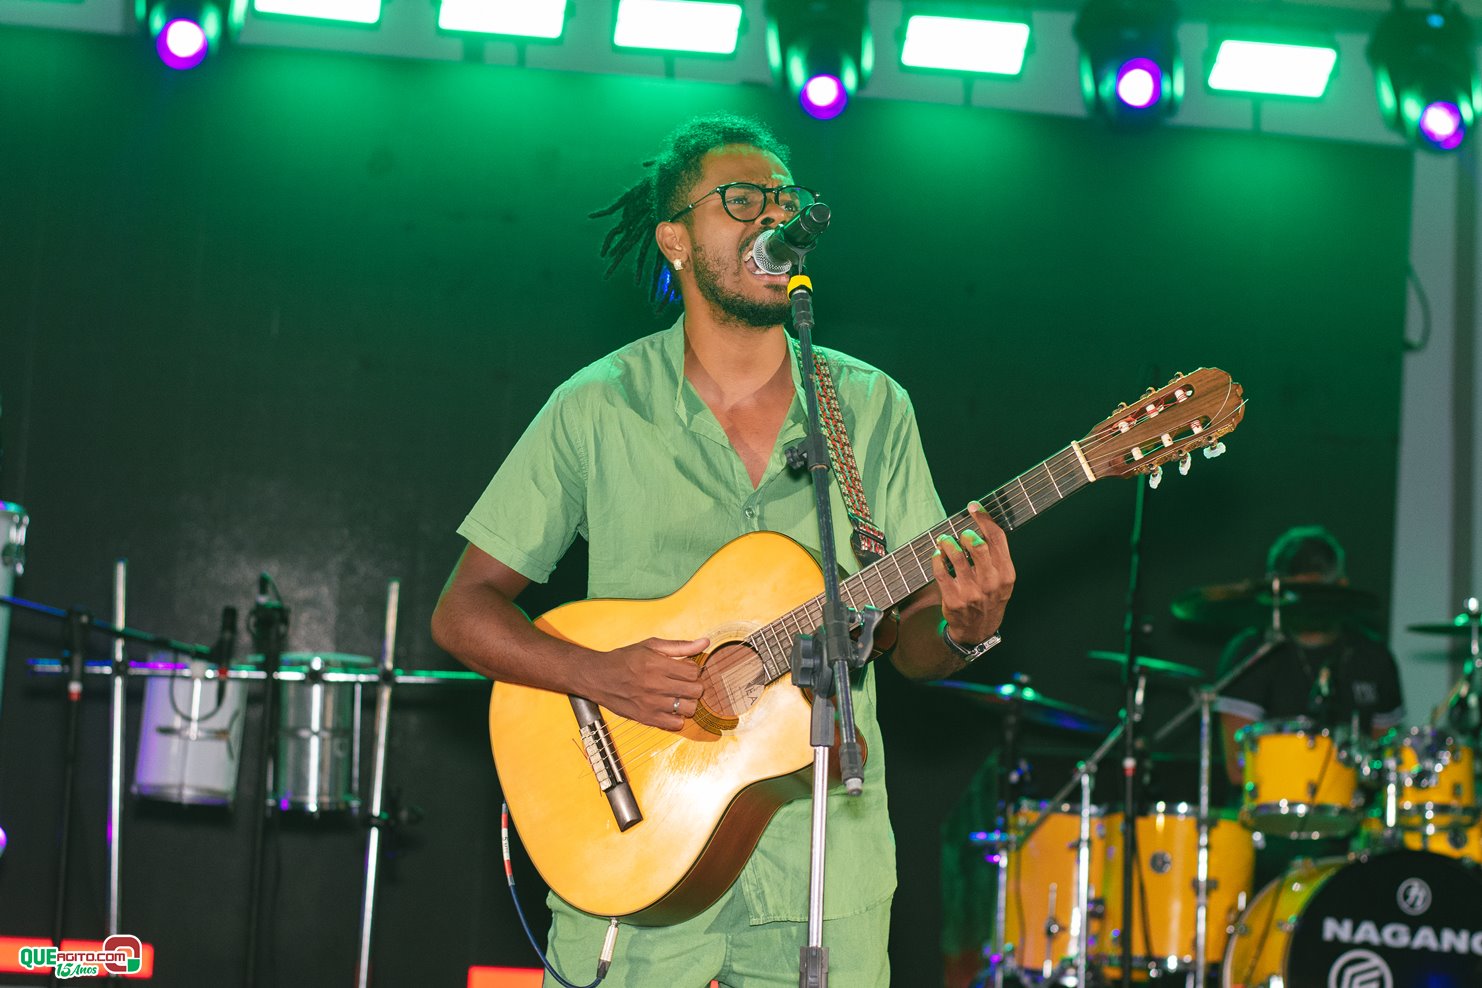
[944,578,1482,988]
[0,502,486,988]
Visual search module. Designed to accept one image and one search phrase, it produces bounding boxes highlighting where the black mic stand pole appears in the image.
[243,577,289,988]
[784,243,878,988]
[1118,474,1150,988]
[49,606,91,986]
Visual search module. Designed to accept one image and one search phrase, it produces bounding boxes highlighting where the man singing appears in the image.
[432,113,1014,987]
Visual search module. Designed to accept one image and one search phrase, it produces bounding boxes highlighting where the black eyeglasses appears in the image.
[667,182,819,223]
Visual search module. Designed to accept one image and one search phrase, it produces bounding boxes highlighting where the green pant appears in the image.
[542,884,891,988]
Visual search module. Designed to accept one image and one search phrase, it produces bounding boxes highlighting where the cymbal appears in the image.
[1087,650,1203,680]
[1171,579,1379,628]
[1407,612,1482,637]
[924,679,1112,734]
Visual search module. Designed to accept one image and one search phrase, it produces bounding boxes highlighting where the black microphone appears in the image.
[256,572,272,605]
[750,201,832,275]
[211,606,238,669]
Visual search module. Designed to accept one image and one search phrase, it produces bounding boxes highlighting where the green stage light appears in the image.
[439,0,565,39]
[251,0,379,25]
[1207,39,1337,98]
[614,0,743,55]
[900,14,1030,76]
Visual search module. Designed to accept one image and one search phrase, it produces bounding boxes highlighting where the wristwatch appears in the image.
[941,622,1002,665]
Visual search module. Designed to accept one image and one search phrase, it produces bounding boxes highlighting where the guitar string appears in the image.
[592,404,1247,772]
[594,391,1245,761]
[597,391,1245,764]
[632,389,1247,712]
[592,390,1244,759]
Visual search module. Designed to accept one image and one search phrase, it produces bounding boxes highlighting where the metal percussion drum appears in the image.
[273,652,370,814]
[1237,717,1362,838]
[1099,803,1255,980]
[1389,725,1478,829]
[1002,799,1105,981]
[134,657,249,806]
[1223,850,1482,988]
[0,501,28,722]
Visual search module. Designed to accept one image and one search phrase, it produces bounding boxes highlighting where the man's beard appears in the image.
[690,242,789,329]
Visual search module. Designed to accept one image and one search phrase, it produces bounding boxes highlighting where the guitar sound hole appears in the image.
[698,642,768,722]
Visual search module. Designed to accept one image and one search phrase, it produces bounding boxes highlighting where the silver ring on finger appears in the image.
[672,696,681,715]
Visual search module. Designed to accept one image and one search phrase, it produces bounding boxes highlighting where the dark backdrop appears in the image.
[0,24,1411,988]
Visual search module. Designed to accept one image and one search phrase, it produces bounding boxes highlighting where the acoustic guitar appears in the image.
[488,368,1245,924]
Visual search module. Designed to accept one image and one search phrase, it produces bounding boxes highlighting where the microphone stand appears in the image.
[1117,474,1150,987]
[781,234,876,988]
[50,605,90,986]
[243,577,289,988]
[354,579,401,988]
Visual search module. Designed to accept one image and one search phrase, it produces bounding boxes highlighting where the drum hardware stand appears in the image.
[107,560,127,951]
[0,585,210,983]
[1014,720,1127,987]
[354,579,400,988]
[1151,628,1286,988]
[243,575,289,988]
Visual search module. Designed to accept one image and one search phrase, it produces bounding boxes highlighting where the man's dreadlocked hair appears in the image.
[590,113,792,311]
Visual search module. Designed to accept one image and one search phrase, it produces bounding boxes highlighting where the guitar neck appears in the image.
[750,443,1096,682]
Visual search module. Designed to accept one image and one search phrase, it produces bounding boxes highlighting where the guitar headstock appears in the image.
[1078,368,1245,484]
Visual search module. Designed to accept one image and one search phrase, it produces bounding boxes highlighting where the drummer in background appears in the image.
[1214,526,1405,871]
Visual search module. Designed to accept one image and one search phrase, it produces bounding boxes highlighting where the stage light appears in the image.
[1368,3,1478,152]
[250,0,380,25]
[767,0,871,119]
[613,0,743,55]
[1207,38,1337,98]
[899,14,1031,76]
[438,0,566,39]
[1073,0,1181,124]
[142,0,233,70]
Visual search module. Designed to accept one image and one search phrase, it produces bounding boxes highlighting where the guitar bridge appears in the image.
[569,696,642,832]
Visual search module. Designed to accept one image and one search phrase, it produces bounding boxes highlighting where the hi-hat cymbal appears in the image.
[924,679,1112,734]
[1171,579,1379,628]
[1087,650,1203,680]
[1407,612,1482,636]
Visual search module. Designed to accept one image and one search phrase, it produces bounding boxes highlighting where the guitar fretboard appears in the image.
[749,444,1094,680]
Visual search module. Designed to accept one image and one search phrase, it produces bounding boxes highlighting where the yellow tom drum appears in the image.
[1237,718,1361,839]
[1098,803,1255,980]
[1355,813,1482,863]
[1389,725,1478,829]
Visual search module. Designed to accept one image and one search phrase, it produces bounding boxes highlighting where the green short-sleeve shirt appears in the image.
[459,316,945,923]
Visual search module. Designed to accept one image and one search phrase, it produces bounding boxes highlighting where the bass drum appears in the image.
[1223,850,1482,988]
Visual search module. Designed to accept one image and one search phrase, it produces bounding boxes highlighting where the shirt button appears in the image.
[744,507,756,519]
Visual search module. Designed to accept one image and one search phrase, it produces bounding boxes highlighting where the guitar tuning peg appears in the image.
[1113,401,1128,413]
[1203,441,1227,459]
[1148,465,1163,489]
[1178,452,1192,476]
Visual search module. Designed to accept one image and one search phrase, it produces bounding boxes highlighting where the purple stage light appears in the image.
[800,74,848,120]
[1115,57,1162,109]
[157,18,210,70]
[1419,101,1465,149]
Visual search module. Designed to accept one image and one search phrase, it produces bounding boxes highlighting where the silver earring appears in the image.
[672,257,684,271]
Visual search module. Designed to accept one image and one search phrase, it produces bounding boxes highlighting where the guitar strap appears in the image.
[791,337,888,567]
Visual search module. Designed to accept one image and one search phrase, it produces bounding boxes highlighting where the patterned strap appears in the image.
[791,337,888,566]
